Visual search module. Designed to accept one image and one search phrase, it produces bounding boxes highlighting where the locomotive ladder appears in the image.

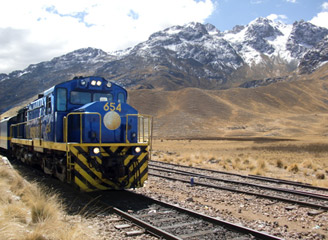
[66,151,74,183]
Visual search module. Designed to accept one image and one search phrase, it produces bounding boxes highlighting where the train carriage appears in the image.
[1,76,152,191]
[0,117,16,150]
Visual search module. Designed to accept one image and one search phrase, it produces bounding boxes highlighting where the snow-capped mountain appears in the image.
[101,18,328,88]
[299,35,328,74]
[224,17,292,65]
[1,18,328,113]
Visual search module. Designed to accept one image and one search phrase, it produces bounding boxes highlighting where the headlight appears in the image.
[93,147,100,155]
[91,80,97,86]
[135,147,141,153]
[80,79,86,86]
[97,80,102,86]
[107,82,112,88]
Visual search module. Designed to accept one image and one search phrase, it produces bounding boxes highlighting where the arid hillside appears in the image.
[2,64,328,140]
[129,63,328,139]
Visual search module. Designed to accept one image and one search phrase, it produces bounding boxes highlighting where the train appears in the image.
[0,76,152,191]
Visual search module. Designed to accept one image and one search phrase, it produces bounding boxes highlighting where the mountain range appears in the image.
[1,17,328,138]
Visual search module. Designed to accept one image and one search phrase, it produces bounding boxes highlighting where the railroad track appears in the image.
[89,190,282,240]
[11,159,282,239]
[149,160,328,211]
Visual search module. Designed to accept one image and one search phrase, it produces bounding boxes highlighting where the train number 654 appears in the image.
[103,102,121,112]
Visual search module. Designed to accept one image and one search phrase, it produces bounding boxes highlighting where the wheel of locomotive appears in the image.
[55,162,66,182]
[41,158,47,173]
[41,157,53,175]
[17,147,25,163]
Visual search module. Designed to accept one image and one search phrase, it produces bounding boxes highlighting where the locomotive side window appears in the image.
[46,95,52,114]
[118,93,126,103]
[57,88,67,111]
[71,91,91,105]
[94,93,113,102]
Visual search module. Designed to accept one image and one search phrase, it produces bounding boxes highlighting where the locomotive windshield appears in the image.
[94,93,113,102]
[70,91,125,105]
[71,91,91,105]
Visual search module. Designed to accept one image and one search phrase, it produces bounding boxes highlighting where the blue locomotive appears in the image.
[0,76,152,191]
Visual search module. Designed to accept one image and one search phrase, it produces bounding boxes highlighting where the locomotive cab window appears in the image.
[71,91,91,105]
[46,96,52,114]
[57,88,67,111]
[94,93,113,102]
[118,92,126,103]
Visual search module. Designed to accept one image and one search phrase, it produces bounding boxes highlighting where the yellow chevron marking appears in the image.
[130,171,148,188]
[128,152,148,172]
[70,147,116,189]
[138,152,148,161]
[139,159,148,173]
[110,146,118,153]
[80,146,89,153]
[69,145,149,191]
[140,172,148,185]
[74,176,91,192]
[74,177,95,192]
[100,147,109,156]
[128,154,148,185]
[124,155,135,166]
[95,156,102,165]
[74,163,108,190]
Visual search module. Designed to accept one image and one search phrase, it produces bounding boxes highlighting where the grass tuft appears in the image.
[0,160,96,240]
[31,194,60,223]
[315,172,325,179]
[276,159,284,168]
[288,163,299,173]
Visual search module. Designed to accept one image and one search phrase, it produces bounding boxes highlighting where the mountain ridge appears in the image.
[1,17,328,114]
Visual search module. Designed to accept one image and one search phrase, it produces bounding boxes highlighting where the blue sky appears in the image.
[0,0,327,74]
[207,0,328,31]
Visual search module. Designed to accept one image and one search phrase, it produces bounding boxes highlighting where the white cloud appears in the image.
[285,0,297,3]
[250,0,263,4]
[310,12,328,28]
[322,2,328,10]
[0,0,215,73]
[310,2,328,29]
[267,14,288,22]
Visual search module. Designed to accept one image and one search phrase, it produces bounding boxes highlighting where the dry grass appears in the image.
[0,158,96,240]
[152,138,328,187]
[276,159,284,168]
[287,163,299,173]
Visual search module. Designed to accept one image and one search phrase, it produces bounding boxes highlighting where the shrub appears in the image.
[315,172,325,179]
[288,163,299,173]
[276,159,284,168]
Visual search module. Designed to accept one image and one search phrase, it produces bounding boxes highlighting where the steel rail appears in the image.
[111,207,183,240]
[90,190,282,240]
[149,172,328,211]
[150,160,328,192]
[125,191,282,240]
[149,165,328,200]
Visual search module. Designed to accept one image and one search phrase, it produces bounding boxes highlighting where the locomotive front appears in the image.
[59,77,152,191]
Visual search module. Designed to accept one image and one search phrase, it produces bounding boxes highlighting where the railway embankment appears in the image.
[0,155,156,240]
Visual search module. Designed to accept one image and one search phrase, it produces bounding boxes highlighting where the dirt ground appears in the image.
[151,137,328,187]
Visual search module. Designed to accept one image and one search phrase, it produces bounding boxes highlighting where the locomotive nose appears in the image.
[103,111,121,130]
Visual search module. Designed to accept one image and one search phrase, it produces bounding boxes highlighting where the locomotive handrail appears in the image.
[10,121,27,139]
[10,117,42,140]
[125,114,153,146]
[63,112,102,144]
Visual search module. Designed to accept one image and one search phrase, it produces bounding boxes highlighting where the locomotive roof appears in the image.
[37,76,125,100]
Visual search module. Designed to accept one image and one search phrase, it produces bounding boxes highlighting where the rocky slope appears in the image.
[1,18,328,113]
